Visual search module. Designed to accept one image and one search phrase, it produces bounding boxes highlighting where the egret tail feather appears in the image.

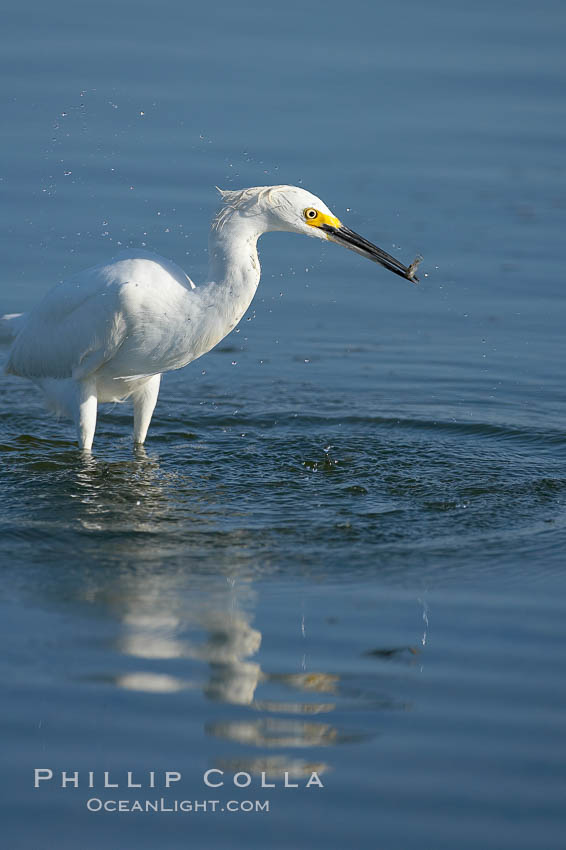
[0,313,26,345]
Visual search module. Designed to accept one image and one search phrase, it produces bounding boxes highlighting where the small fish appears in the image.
[407,255,423,283]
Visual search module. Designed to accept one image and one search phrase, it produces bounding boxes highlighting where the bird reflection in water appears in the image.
[66,452,418,779]
[71,447,174,539]
[111,575,347,779]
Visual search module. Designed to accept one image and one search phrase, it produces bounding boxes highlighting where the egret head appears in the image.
[215,185,421,282]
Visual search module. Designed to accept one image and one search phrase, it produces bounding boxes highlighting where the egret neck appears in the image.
[208,206,263,334]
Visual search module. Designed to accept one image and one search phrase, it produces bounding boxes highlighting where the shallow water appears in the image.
[1,0,566,847]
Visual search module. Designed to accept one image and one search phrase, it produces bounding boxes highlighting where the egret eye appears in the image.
[305,208,318,221]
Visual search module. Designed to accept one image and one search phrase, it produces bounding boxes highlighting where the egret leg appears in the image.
[132,374,161,444]
[76,378,98,451]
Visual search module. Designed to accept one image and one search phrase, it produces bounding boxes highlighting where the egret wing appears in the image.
[6,267,127,381]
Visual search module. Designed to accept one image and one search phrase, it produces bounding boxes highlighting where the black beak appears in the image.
[321,223,421,283]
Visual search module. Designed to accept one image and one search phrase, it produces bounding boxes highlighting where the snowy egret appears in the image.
[4,185,420,450]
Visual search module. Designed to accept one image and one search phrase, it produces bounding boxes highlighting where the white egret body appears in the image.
[4,185,419,450]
